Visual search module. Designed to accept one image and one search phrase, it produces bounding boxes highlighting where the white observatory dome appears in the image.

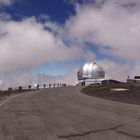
[77,62,105,82]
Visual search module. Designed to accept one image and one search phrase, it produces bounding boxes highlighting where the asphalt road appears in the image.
[1,86,140,140]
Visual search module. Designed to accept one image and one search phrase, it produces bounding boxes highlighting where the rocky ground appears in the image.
[82,83,140,105]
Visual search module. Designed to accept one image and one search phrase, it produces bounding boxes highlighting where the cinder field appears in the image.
[82,83,140,105]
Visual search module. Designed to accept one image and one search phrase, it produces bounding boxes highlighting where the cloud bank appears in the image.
[0,17,86,74]
[1,0,140,89]
[0,15,88,89]
[65,0,140,63]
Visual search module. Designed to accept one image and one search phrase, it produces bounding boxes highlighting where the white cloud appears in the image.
[0,17,86,74]
[64,0,140,63]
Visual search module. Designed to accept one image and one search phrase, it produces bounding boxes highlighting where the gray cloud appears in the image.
[97,60,130,82]
[0,0,14,5]
[0,72,33,89]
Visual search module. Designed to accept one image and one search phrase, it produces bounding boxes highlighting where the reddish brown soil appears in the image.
[82,83,140,105]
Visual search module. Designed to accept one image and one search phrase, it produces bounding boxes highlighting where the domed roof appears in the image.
[77,62,105,80]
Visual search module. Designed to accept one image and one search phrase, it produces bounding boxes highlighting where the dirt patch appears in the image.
[82,83,140,105]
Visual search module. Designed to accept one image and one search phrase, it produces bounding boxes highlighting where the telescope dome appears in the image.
[77,62,105,81]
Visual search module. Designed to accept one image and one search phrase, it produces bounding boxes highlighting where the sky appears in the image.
[0,0,140,89]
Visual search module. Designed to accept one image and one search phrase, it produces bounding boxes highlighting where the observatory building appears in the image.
[77,62,105,86]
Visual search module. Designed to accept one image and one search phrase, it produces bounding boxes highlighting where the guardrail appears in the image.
[0,83,67,97]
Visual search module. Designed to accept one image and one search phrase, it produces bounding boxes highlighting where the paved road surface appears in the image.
[1,86,140,140]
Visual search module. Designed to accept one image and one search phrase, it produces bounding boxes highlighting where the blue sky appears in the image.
[2,0,75,23]
[0,0,140,88]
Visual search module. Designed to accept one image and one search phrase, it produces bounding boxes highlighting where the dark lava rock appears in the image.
[82,83,140,105]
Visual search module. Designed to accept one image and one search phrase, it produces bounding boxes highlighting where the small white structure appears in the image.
[127,76,140,84]
[77,62,105,86]
[110,88,129,92]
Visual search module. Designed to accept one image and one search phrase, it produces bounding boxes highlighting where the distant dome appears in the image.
[77,62,105,80]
